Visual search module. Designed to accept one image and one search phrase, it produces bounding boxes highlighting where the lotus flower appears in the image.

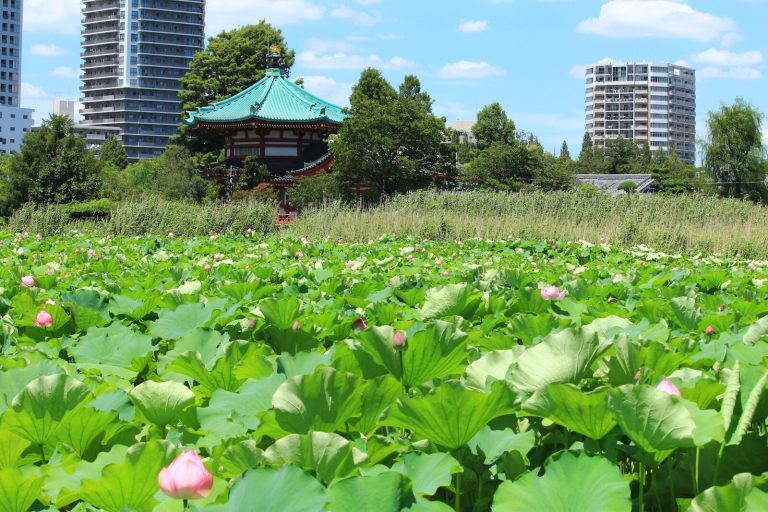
[292,320,300,331]
[168,232,175,238]
[34,310,53,328]
[158,451,213,500]
[407,254,413,261]
[352,318,367,331]
[540,285,568,301]
[203,263,212,271]
[295,251,304,258]
[705,325,715,336]
[719,305,727,312]
[35,234,42,241]
[442,270,449,276]
[346,261,356,269]
[435,259,442,266]
[21,275,35,287]
[656,379,682,397]
[392,331,407,349]
[45,299,57,306]
[87,249,96,257]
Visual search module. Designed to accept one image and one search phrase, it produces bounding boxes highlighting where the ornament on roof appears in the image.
[267,44,289,76]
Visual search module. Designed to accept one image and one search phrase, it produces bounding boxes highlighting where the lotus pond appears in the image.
[2,232,768,511]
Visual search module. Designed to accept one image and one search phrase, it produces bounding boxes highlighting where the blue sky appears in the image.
[20,0,768,157]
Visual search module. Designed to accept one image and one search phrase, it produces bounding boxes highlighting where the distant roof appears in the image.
[186,68,348,127]
[575,174,655,196]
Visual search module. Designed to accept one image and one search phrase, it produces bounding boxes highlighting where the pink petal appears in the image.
[656,379,682,397]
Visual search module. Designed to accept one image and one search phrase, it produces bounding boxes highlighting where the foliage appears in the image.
[99,135,129,170]
[472,103,516,149]
[703,98,768,202]
[618,181,638,194]
[1,232,768,510]
[178,22,295,156]
[288,172,346,212]
[2,115,103,214]
[331,69,455,197]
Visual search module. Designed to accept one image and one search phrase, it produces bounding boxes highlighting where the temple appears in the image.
[185,48,347,193]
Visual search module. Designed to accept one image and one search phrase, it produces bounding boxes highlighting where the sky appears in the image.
[20,0,768,157]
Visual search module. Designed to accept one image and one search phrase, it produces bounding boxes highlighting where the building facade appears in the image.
[0,0,32,153]
[81,0,205,160]
[53,99,77,120]
[584,61,696,165]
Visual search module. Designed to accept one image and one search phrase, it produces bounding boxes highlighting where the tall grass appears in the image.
[5,191,768,258]
[284,190,768,258]
[5,198,275,237]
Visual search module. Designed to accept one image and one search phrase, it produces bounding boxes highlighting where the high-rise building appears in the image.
[53,99,76,120]
[80,0,205,161]
[584,61,696,165]
[0,0,33,153]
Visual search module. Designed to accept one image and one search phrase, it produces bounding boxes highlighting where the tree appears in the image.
[604,136,638,174]
[473,103,516,149]
[99,135,128,170]
[4,115,103,212]
[331,71,453,197]
[703,98,767,202]
[178,22,295,156]
[577,132,606,173]
[618,181,638,195]
[117,146,214,202]
[560,141,571,161]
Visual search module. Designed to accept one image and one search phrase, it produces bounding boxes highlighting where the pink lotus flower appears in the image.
[516,248,524,254]
[705,325,715,336]
[748,263,756,270]
[352,318,367,331]
[21,275,35,288]
[209,235,217,241]
[34,310,53,328]
[45,299,57,306]
[719,305,727,312]
[292,320,300,331]
[87,249,96,257]
[294,251,304,258]
[656,379,682,397]
[346,261,356,269]
[246,318,256,330]
[203,263,212,271]
[168,232,175,238]
[213,253,222,261]
[407,254,413,261]
[158,451,213,500]
[540,285,568,301]
[435,259,442,266]
[35,234,42,241]
[442,270,449,276]
[392,331,407,349]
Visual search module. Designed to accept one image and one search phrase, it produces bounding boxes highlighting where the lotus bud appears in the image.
[158,451,213,500]
[204,263,212,271]
[656,379,682,397]
[21,275,35,287]
[705,325,715,337]
[168,232,175,238]
[352,318,367,331]
[718,305,727,312]
[34,310,53,328]
[292,320,300,331]
[392,331,407,349]
[294,251,304,258]
[540,285,568,301]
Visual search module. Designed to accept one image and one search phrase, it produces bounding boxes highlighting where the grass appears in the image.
[3,190,768,257]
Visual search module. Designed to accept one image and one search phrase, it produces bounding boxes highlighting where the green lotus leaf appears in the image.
[259,296,301,330]
[523,383,616,440]
[328,473,416,512]
[689,473,768,512]
[492,452,631,512]
[383,380,518,450]
[69,322,155,375]
[128,380,195,428]
[0,467,43,512]
[273,367,363,434]
[149,300,223,340]
[388,452,463,497]
[421,284,482,320]
[78,441,176,512]
[264,431,367,484]
[467,427,536,465]
[226,466,329,512]
[508,327,609,393]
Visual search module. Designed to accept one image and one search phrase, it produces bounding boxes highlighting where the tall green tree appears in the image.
[472,103,516,149]
[331,70,453,197]
[178,22,295,156]
[560,141,571,161]
[703,98,767,202]
[4,115,102,212]
[604,136,639,174]
[99,135,128,170]
[577,132,606,173]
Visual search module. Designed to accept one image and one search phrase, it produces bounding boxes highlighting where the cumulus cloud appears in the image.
[459,20,489,33]
[24,0,81,34]
[50,67,79,79]
[692,49,763,67]
[578,0,740,44]
[206,1,325,35]
[299,76,353,107]
[31,44,67,57]
[296,51,415,71]
[697,67,762,80]
[438,61,505,79]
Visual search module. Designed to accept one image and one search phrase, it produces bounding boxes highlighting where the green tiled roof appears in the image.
[186,69,347,126]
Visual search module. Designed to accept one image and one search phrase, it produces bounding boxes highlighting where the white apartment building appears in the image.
[0,0,33,153]
[584,62,696,165]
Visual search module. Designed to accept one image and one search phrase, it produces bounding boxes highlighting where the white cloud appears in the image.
[438,61,505,79]
[21,82,50,124]
[24,0,81,34]
[459,20,489,33]
[31,44,67,57]
[692,48,763,67]
[206,1,325,35]
[697,67,762,80]
[50,66,79,79]
[300,76,353,107]
[297,51,415,71]
[578,1,740,43]
[331,7,379,26]
[305,38,353,53]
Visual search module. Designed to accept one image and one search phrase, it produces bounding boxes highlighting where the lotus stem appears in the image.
[638,460,645,512]
[455,472,461,512]
[694,448,701,496]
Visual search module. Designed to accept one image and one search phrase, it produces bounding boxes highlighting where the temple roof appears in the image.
[186,68,348,126]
